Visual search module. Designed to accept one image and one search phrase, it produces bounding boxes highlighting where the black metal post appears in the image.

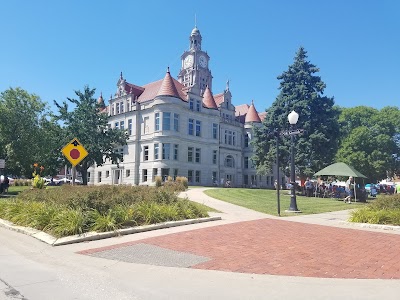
[288,132,300,212]
[276,132,280,216]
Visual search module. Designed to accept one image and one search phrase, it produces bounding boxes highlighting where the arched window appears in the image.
[225,155,235,168]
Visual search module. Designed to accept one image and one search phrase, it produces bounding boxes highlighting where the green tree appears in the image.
[0,87,62,177]
[337,106,400,180]
[253,47,339,178]
[54,86,128,185]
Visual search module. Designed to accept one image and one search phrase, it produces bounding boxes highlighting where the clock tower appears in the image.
[178,26,213,95]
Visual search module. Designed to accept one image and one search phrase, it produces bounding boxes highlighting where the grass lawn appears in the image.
[2,185,31,196]
[203,188,369,216]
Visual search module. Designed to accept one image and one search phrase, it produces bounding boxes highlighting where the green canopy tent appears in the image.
[314,162,367,201]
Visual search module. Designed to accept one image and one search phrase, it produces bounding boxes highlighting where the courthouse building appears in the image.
[88,26,283,188]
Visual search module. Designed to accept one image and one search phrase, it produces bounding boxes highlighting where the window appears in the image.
[120,120,125,130]
[189,99,194,110]
[152,168,158,181]
[244,174,249,186]
[174,144,179,160]
[144,116,149,134]
[144,146,149,161]
[163,112,171,130]
[244,157,249,169]
[111,106,114,116]
[188,170,193,182]
[188,147,193,162]
[212,123,218,139]
[195,170,201,183]
[154,143,159,160]
[126,169,130,177]
[225,155,235,168]
[87,172,91,181]
[188,118,194,135]
[142,169,148,182]
[232,132,236,146]
[116,103,120,114]
[98,172,102,183]
[195,148,201,163]
[213,150,217,164]
[174,113,179,131]
[162,143,170,159]
[115,121,119,129]
[155,113,160,131]
[106,171,110,178]
[244,133,249,147]
[128,119,132,135]
[212,171,217,183]
[196,100,201,111]
[120,102,124,113]
[195,120,201,137]
[225,130,233,145]
[173,169,178,180]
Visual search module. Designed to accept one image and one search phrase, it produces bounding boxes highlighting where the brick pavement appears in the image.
[79,218,400,279]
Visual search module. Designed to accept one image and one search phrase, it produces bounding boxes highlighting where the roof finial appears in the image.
[251,99,254,105]
[167,66,170,73]
[226,79,230,91]
[194,13,197,28]
[120,72,123,80]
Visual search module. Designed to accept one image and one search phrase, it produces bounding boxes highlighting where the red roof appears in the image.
[214,93,224,107]
[156,69,182,99]
[235,104,249,117]
[258,112,267,122]
[245,101,261,123]
[202,86,218,109]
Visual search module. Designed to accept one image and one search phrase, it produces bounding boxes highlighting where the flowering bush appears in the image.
[32,163,45,189]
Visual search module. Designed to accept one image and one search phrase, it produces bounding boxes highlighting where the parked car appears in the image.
[365,184,378,197]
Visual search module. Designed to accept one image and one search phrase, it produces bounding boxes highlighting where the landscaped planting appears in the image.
[0,184,208,238]
[349,193,400,226]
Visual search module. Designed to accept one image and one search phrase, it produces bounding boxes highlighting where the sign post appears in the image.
[61,138,88,185]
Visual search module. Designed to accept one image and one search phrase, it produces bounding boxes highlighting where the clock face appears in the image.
[199,55,207,68]
[184,55,193,68]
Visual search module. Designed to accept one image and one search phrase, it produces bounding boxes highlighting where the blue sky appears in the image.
[1,0,399,114]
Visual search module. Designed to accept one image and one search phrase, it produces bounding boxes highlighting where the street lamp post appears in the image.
[287,110,301,212]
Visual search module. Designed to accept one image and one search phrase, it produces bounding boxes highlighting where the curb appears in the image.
[0,216,222,246]
[339,220,400,232]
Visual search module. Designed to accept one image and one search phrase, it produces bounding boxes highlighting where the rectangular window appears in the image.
[212,171,217,184]
[189,99,194,110]
[143,169,148,182]
[244,157,249,169]
[155,113,160,131]
[144,116,149,134]
[196,100,201,111]
[163,112,171,130]
[106,171,110,178]
[212,123,218,139]
[115,121,119,129]
[162,143,170,159]
[195,148,201,163]
[244,175,249,186]
[87,172,91,181]
[195,170,201,183]
[195,120,201,137]
[128,119,132,135]
[154,143,159,160]
[188,147,193,162]
[244,134,249,147]
[120,120,125,130]
[233,132,236,146]
[126,169,130,177]
[98,172,101,183]
[144,146,149,161]
[188,170,193,182]
[153,168,158,181]
[188,118,194,135]
[213,150,217,164]
[120,102,124,113]
[174,144,179,160]
[174,113,179,131]
[116,103,120,114]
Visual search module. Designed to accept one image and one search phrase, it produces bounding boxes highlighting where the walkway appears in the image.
[79,188,400,279]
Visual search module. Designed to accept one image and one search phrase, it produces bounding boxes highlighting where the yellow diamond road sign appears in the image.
[61,138,88,167]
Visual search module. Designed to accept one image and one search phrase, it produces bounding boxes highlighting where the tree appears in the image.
[253,47,339,179]
[0,87,62,177]
[54,86,128,185]
[337,106,400,180]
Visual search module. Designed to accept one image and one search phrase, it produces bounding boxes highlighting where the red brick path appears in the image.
[80,219,400,279]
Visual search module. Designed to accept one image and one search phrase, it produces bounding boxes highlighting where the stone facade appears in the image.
[87,27,284,188]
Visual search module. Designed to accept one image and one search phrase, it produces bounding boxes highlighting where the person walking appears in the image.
[344,176,354,203]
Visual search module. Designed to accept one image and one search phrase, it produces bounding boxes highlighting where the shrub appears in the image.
[155,176,162,187]
[175,176,188,189]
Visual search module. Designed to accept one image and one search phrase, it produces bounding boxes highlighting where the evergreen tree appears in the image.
[253,47,339,179]
[54,86,128,185]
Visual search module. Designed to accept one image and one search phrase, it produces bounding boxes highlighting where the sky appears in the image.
[1,0,399,115]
